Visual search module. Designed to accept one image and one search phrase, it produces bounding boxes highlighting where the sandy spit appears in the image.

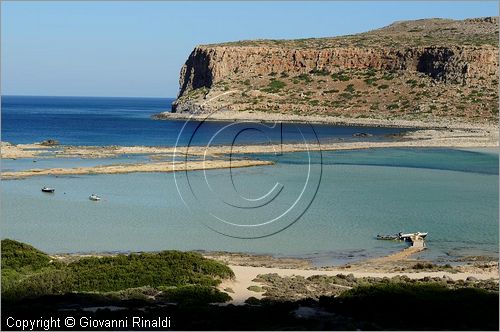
[2,127,498,160]
[1,159,274,180]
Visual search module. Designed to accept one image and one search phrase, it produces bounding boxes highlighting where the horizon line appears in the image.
[1,94,175,99]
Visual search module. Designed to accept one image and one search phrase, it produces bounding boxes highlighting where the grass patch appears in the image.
[248,285,265,292]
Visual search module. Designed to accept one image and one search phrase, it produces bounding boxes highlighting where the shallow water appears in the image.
[1,154,151,172]
[2,148,497,265]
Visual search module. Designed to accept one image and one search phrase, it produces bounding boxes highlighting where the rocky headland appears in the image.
[156,17,499,128]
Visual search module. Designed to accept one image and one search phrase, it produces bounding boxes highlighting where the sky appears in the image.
[1,1,498,98]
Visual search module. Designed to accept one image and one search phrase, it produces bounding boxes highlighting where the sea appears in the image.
[1,95,498,265]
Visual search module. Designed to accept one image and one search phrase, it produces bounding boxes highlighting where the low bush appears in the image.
[2,239,234,301]
[261,79,286,93]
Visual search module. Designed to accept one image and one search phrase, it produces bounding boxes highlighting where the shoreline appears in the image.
[1,159,274,180]
[2,128,498,158]
[2,126,497,179]
[50,247,499,305]
[207,249,499,304]
[153,110,498,131]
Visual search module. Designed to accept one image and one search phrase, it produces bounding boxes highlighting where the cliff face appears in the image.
[178,46,497,95]
[170,17,499,123]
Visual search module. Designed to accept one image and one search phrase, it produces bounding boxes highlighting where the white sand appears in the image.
[220,264,499,305]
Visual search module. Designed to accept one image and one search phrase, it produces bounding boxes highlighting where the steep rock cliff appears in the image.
[169,17,499,123]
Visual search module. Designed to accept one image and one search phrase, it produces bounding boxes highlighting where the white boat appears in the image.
[41,186,55,193]
[399,232,428,239]
[89,194,101,201]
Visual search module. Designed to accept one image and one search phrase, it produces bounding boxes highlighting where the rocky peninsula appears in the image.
[156,17,499,129]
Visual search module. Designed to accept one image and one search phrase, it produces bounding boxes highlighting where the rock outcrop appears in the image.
[166,17,499,124]
[178,46,497,95]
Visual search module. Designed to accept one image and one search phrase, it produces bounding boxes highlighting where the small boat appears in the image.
[399,232,428,239]
[376,234,400,241]
[41,186,55,193]
[377,232,428,241]
[89,194,101,201]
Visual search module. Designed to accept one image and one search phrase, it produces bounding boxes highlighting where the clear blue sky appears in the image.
[1,1,498,98]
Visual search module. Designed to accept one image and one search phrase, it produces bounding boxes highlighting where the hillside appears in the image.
[160,17,499,125]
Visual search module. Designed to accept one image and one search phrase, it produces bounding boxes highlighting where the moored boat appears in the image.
[376,234,400,240]
[399,232,428,239]
[41,186,55,193]
[89,194,101,201]
[377,232,428,241]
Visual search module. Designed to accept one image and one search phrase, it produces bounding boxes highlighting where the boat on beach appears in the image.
[89,194,101,201]
[399,232,428,240]
[376,232,428,241]
[41,186,55,193]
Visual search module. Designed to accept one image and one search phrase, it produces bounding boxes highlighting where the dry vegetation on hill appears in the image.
[161,17,499,125]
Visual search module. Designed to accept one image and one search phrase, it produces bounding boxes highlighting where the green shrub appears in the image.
[364,78,378,85]
[320,283,499,330]
[310,68,330,76]
[1,239,51,271]
[247,285,265,292]
[2,240,234,301]
[381,73,395,80]
[261,79,286,93]
[295,74,312,83]
[331,71,351,81]
[344,84,355,93]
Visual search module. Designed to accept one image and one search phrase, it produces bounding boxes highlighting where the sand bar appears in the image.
[2,127,498,160]
[1,159,274,180]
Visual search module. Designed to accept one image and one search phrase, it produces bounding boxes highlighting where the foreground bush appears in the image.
[320,282,499,330]
[1,239,52,271]
[1,239,233,300]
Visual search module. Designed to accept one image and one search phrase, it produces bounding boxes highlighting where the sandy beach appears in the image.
[1,159,274,180]
[50,247,499,306]
[209,249,499,304]
[218,264,499,304]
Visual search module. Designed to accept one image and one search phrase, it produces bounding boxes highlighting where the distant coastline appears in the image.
[154,109,498,131]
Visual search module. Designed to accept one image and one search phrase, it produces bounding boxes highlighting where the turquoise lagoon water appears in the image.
[2,148,498,265]
[1,155,152,172]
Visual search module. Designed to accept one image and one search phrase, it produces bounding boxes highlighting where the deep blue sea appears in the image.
[1,95,408,146]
